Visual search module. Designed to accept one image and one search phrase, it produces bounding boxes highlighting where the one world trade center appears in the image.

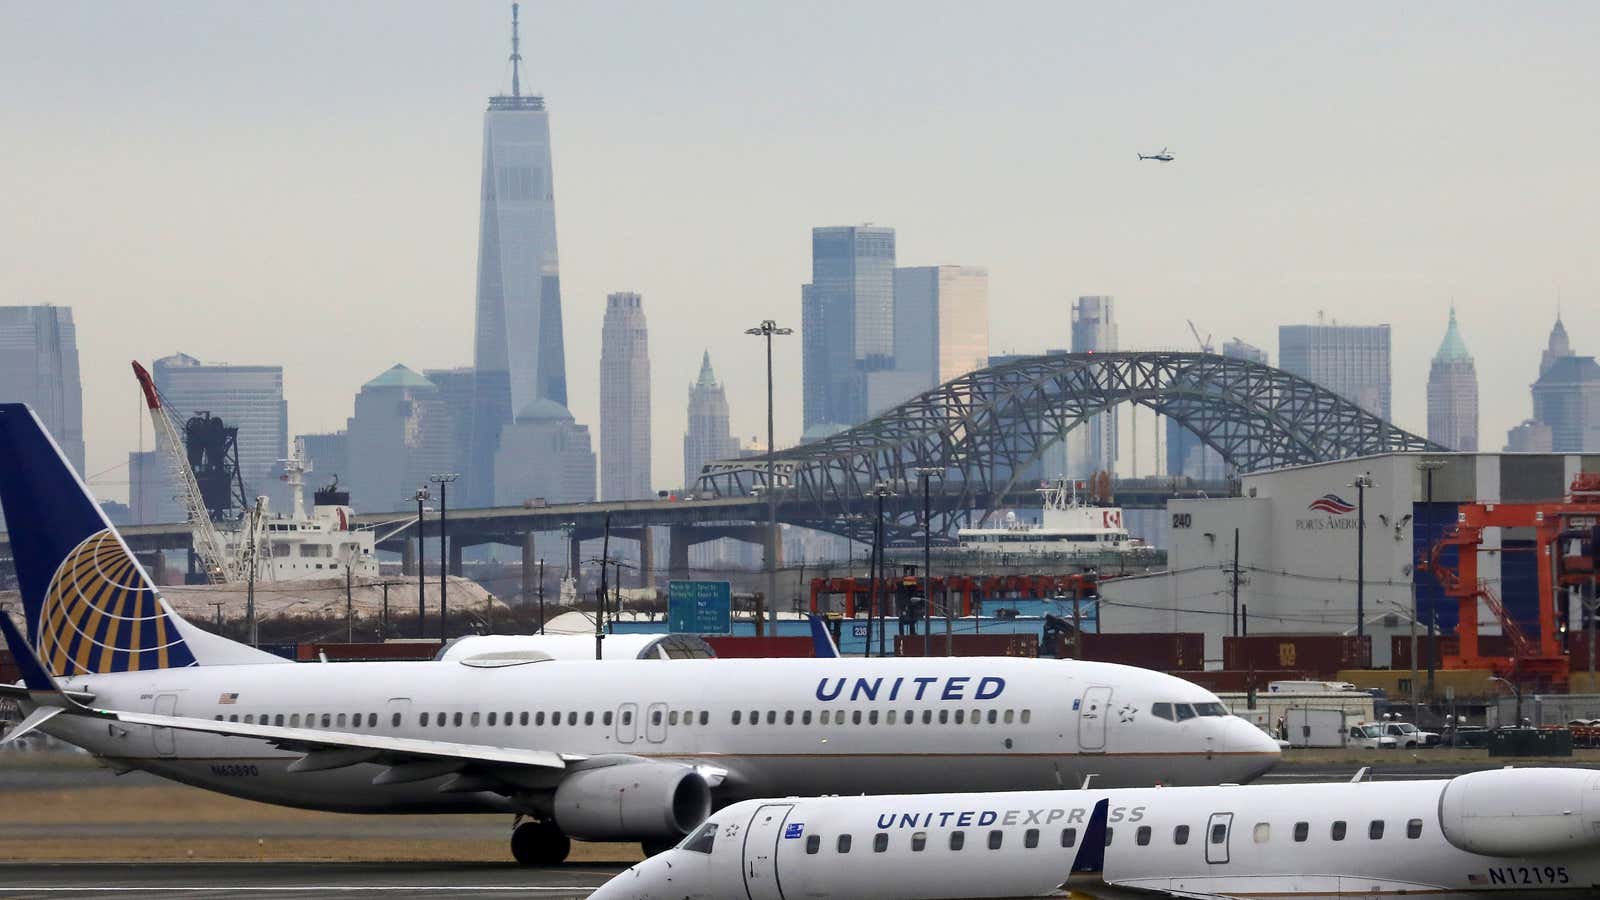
[469,3,567,505]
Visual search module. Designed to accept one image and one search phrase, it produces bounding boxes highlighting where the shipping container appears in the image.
[896,634,1038,658]
[1070,632,1204,670]
[1174,669,1304,693]
[1223,634,1370,677]
[702,636,817,659]
[1390,634,1513,669]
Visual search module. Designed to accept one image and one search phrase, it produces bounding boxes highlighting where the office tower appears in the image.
[494,399,596,505]
[1532,356,1600,452]
[0,305,84,475]
[599,292,651,501]
[683,351,740,490]
[1505,419,1554,452]
[891,265,990,391]
[1278,320,1392,420]
[152,352,288,513]
[127,449,173,525]
[1426,308,1479,451]
[1541,314,1572,377]
[468,6,566,506]
[345,365,453,513]
[296,432,349,494]
[423,367,475,481]
[801,225,895,430]
[1167,339,1269,478]
[1068,296,1118,476]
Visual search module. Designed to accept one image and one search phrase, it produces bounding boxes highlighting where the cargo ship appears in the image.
[956,479,1151,558]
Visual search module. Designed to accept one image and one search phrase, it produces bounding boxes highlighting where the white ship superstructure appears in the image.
[958,479,1144,556]
[222,452,378,581]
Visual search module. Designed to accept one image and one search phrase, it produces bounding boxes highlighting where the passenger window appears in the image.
[536,712,546,726]
[939,710,949,724]
[367,713,377,727]
[1175,704,1196,721]
[767,711,777,725]
[869,710,879,725]
[682,709,692,725]
[1174,825,1189,845]
[949,831,965,851]
[504,710,512,724]
[887,710,897,724]
[1406,819,1423,839]
[1210,823,1227,844]
[1253,823,1270,844]
[837,834,852,854]
[669,711,679,726]
[971,708,981,725]
[322,714,332,728]
[852,710,862,725]
[1024,828,1039,848]
[682,822,716,854]
[988,830,1003,850]
[955,710,965,724]
[923,710,933,724]
[245,714,255,724]
[699,711,709,725]
[584,711,594,726]
[1137,826,1152,846]
[651,709,664,726]
[911,831,927,851]
[873,833,888,853]
[453,713,463,727]
[750,709,759,724]
[784,710,794,725]
[567,712,576,726]
[603,711,613,726]
[392,712,402,728]
[520,712,529,726]
[732,710,741,725]
[1369,820,1384,840]
[1021,709,1031,724]
[1152,702,1174,721]
[551,711,561,726]
[805,834,820,854]
[1294,822,1309,842]
[1004,709,1015,724]
[987,709,997,724]
[229,714,239,722]
[818,710,828,725]
[1332,821,1347,841]
[290,714,301,727]
[1061,827,1077,847]
[470,713,479,727]
[802,710,812,725]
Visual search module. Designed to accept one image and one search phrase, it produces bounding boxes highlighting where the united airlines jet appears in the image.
[0,403,1277,866]
[596,766,1600,900]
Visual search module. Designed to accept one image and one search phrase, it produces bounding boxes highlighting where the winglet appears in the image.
[807,615,840,659]
[1071,798,1111,875]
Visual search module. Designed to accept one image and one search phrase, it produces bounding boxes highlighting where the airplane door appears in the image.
[741,803,794,900]
[385,698,411,731]
[151,693,178,757]
[1078,686,1112,751]
[645,702,668,743]
[1205,812,1233,865]
[616,703,638,744]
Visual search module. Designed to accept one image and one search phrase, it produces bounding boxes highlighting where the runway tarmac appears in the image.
[0,862,625,899]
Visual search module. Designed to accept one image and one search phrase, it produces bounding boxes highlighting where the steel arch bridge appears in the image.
[698,351,1440,543]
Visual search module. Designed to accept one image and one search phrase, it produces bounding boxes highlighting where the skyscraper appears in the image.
[1068,296,1118,476]
[801,225,895,431]
[1278,321,1392,420]
[683,351,740,490]
[494,400,595,505]
[468,5,566,506]
[1530,317,1600,451]
[151,352,289,512]
[345,365,453,513]
[600,292,651,501]
[0,306,84,476]
[1541,314,1572,377]
[1426,308,1479,451]
[890,265,990,391]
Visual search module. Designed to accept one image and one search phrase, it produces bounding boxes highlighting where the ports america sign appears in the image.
[1296,493,1358,530]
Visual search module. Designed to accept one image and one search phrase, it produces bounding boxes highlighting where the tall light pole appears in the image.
[430,473,459,641]
[745,319,793,638]
[411,487,431,638]
[868,481,896,658]
[1351,472,1375,638]
[914,467,941,657]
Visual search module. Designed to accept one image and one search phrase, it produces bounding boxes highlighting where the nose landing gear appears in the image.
[510,817,571,866]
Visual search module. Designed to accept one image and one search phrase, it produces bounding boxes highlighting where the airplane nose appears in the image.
[588,853,678,900]
[1224,716,1281,780]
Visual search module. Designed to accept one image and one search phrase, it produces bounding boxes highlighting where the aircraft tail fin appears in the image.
[1070,798,1110,875]
[807,614,840,659]
[0,404,283,676]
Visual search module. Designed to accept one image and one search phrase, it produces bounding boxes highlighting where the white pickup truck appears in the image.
[1348,722,1399,749]
[1381,721,1440,747]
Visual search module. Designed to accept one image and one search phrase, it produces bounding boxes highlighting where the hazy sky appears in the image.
[3,2,1596,504]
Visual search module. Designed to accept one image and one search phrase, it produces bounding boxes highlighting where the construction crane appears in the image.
[1186,320,1214,354]
[132,361,244,584]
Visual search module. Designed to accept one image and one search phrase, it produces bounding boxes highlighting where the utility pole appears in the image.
[345,565,354,643]
[1228,528,1242,637]
[745,319,793,638]
[381,581,389,635]
[869,482,895,658]
[596,513,611,660]
[412,486,431,638]
[245,496,263,647]
[915,467,940,657]
[537,558,546,635]
[430,473,458,641]
[1351,472,1375,638]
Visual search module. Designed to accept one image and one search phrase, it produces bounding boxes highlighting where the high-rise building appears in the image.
[683,351,740,490]
[1532,357,1600,452]
[890,265,990,393]
[1068,296,1118,476]
[599,292,651,500]
[802,225,895,430]
[1505,419,1554,452]
[423,367,475,481]
[467,6,567,506]
[494,399,595,505]
[1426,308,1479,451]
[1541,314,1572,377]
[1167,338,1269,479]
[0,305,84,475]
[345,365,453,513]
[296,432,349,495]
[1278,321,1392,420]
[151,352,289,513]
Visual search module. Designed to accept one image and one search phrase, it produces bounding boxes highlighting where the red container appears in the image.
[896,634,1038,658]
[1391,634,1515,669]
[703,636,817,658]
[298,641,443,662]
[1223,634,1370,677]
[1070,633,1205,671]
[1173,669,1304,693]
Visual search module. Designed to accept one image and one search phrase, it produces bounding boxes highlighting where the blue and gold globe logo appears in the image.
[35,530,195,675]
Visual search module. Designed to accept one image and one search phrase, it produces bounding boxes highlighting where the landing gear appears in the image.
[641,838,677,857]
[511,819,570,866]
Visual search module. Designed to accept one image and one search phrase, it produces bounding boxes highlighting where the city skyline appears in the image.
[2,4,1596,505]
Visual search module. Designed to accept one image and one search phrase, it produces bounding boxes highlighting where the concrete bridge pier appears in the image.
[669,525,691,581]
[520,532,537,607]
[401,538,416,577]
[448,541,463,576]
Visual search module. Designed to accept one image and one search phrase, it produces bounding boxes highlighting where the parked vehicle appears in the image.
[1286,708,1347,748]
[1347,722,1398,749]
[1381,720,1439,748]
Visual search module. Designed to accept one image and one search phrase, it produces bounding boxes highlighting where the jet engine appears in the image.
[553,762,712,842]
[1438,767,1600,856]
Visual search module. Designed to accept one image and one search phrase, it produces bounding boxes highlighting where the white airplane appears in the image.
[0,403,1277,866]
[596,766,1600,900]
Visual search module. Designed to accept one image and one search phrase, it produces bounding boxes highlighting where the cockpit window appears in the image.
[682,822,717,854]
[1151,702,1174,721]
[1194,702,1229,717]
[1174,703,1196,721]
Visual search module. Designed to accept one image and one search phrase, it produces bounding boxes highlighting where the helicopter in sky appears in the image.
[1138,147,1174,162]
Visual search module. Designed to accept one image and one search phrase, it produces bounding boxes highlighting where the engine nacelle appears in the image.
[1439,767,1600,856]
[553,762,712,842]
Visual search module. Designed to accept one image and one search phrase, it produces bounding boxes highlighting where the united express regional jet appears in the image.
[0,404,1278,865]
[596,767,1600,900]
